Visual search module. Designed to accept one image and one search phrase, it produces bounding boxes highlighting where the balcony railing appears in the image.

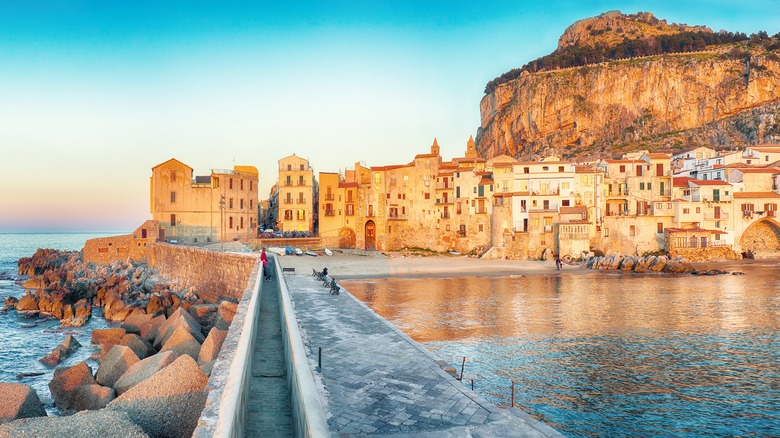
[441,213,451,219]
[435,199,453,205]
[296,199,307,204]
[284,199,293,204]
[324,211,335,217]
[324,194,335,201]
[388,214,408,220]
[475,209,488,214]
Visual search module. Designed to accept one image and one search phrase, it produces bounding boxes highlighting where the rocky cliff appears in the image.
[476,12,780,160]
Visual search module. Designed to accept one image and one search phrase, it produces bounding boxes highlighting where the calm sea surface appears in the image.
[0,233,117,414]
[342,261,780,437]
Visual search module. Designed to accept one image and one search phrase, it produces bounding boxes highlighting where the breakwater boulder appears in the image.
[0,383,47,424]
[14,249,204,327]
[0,409,147,437]
[584,253,695,274]
[39,335,81,367]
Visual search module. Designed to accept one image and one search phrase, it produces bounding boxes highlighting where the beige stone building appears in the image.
[278,154,315,233]
[150,159,258,243]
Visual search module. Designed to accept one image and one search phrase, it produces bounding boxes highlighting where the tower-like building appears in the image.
[278,154,315,232]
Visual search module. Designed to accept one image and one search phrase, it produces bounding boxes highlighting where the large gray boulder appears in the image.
[39,335,81,367]
[138,315,166,342]
[0,409,147,437]
[153,309,204,348]
[121,314,153,334]
[108,355,208,438]
[120,334,153,360]
[0,383,46,424]
[214,301,237,330]
[96,345,140,388]
[48,362,97,412]
[160,326,201,360]
[114,351,178,396]
[198,328,227,366]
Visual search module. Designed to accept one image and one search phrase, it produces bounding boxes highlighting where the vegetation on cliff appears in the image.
[484,11,777,93]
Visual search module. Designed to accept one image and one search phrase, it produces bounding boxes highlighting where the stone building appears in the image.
[83,220,162,264]
[150,159,259,243]
[278,154,315,233]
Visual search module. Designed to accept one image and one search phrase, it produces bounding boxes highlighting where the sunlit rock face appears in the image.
[477,12,780,161]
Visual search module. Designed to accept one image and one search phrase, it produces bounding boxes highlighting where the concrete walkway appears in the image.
[246,259,294,437]
[284,273,565,437]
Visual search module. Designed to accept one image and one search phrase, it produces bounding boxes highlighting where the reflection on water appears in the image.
[342,260,780,437]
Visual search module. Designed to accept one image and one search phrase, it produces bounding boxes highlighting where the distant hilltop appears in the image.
[477,11,780,162]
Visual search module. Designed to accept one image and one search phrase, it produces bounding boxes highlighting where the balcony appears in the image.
[296,199,307,204]
[388,214,408,220]
[324,211,335,217]
[283,199,293,204]
[441,213,451,219]
[475,209,488,214]
[435,199,454,205]
[324,194,335,201]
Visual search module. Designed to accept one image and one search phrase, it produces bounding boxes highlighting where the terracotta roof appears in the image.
[370,164,411,171]
[478,177,493,185]
[733,192,780,198]
[574,164,597,173]
[643,153,672,159]
[603,159,636,164]
[689,179,731,186]
[737,168,780,174]
[151,158,193,171]
[414,153,438,159]
[560,206,587,214]
[673,176,694,187]
[338,182,358,188]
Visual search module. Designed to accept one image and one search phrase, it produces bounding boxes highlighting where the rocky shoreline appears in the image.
[0,248,237,437]
[581,253,745,275]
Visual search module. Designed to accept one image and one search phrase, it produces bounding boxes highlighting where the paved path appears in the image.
[284,273,564,437]
[246,259,294,437]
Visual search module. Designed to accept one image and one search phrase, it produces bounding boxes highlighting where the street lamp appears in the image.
[219,195,226,251]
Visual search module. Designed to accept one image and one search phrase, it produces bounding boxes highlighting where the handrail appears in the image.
[212,260,263,437]
[276,259,330,436]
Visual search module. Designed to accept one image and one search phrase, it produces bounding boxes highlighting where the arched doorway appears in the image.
[740,218,780,254]
[338,227,356,249]
[365,221,376,251]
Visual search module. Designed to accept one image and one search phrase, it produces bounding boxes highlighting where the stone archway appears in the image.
[740,218,780,254]
[365,221,376,251]
[338,227,356,249]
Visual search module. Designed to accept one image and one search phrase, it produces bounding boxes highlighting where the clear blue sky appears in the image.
[1,0,777,232]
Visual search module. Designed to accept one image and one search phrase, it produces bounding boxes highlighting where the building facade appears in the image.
[278,154,315,233]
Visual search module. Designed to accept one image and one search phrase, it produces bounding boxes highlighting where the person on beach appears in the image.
[322,267,328,278]
[555,254,562,270]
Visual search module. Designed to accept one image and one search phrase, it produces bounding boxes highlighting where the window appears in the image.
[287,164,292,171]
[346,204,354,216]
[619,165,626,172]
[229,198,234,209]
[298,175,304,185]
[286,175,292,186]
[630,225,636,236]
[141,229,147,239]
[657,222,663,233]
[425,193,430,199]
[542,166,549,171]
[696,207,701,213]
[374,174,381,183]
[297,210,306,220]
[240,199,244,209]
[479,224,484,232]
[240,217,244,229]
[647,183,652,191]
[250,181,253,191]
[640,182,645,190]
[656,203,662,210]
[558,166,564,172]
[170,191,176,203]
[562,200,570,206]
[250,200,253,209]
[240,180,244,190]
[300,164,305,170]
[656,163,664,176]
[683,208,690,214]
[229,179,233,189]
[562,182,570,190]
[170,214,176,227]
[284,210,293,220]
[229,216,233,229]
[523,167,529,174]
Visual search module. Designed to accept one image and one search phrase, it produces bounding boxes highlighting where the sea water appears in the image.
[342,261,780,437]
[0,232,117,414]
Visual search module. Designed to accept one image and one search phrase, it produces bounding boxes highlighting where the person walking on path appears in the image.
[261,248,270,280]
[555,254,562,270]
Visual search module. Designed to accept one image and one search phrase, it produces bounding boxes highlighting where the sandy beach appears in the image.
[272,250,574,279]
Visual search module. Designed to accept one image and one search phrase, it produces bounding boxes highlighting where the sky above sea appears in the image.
[1,0,778,232]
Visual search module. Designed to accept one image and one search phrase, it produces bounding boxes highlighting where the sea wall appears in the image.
[147,244,257,303]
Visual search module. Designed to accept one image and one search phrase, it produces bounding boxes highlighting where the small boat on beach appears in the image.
[285,246,294,255]
[294,248,303,256]
[268,247,286,256]
[305,250,318,257]
[324,248,333,256]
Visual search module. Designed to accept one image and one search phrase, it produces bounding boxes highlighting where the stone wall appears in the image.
[83,220,161,264]
[670,246,740,262]
[147,244,258,303]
